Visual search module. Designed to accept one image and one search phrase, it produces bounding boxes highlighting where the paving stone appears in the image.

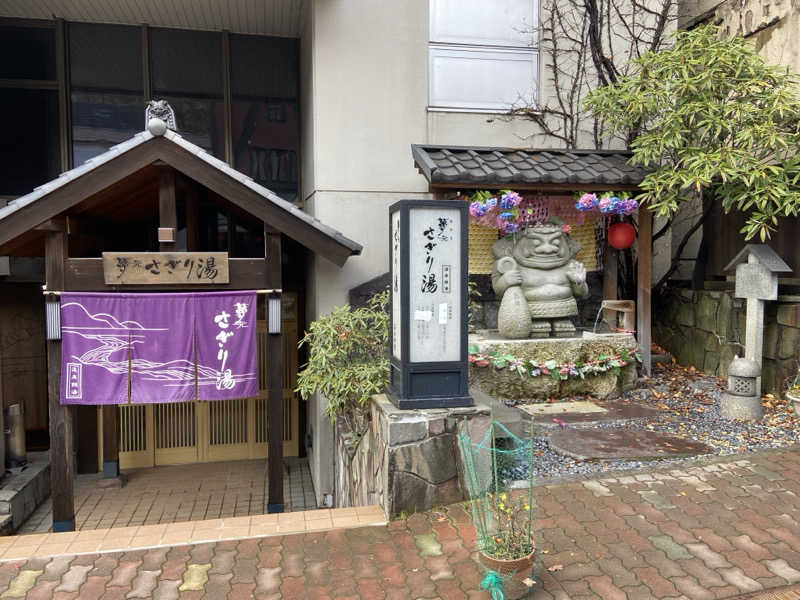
[718,567,763,592]
[686,543,732,569]
[1,570,42,598]
[126,569,160,598]
[549,428,711,461]
[648,535,692,560]
[55,565,92,593]
[765,559,800,583]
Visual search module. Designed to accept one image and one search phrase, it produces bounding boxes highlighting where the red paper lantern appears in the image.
[608,222,636,250]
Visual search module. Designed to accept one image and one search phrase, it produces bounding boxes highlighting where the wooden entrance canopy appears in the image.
[0,125,361,532]
[411,144,653,374]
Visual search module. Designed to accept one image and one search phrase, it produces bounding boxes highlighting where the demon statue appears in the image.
[491,223,588,338]
[145,99,177,131]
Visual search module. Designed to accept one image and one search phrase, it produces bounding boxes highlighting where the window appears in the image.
[428,0,538,111]
[150,28,225,159]
[1,19,301,203]
[0,24,60,196]
[230,35,299,202]
[69,23,143,165]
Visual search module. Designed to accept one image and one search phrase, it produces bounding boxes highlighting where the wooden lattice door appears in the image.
[109,293,300,470]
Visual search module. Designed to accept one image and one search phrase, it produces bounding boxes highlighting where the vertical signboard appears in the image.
[388,200,472,409]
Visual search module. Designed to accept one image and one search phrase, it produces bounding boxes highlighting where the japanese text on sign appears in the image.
[102,252,230,285]
[214,299,250,390]
[408,208,461,363]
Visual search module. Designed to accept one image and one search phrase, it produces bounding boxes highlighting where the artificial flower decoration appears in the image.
[574,193,598,211]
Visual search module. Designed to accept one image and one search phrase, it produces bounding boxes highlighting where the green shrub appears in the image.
[296,290,389,433]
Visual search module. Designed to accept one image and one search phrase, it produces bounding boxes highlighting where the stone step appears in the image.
[548,428,712,461]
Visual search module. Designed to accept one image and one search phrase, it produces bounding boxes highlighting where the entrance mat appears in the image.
[548,428,711,461]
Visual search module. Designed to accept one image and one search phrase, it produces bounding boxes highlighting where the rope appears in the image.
[479,570,505,600]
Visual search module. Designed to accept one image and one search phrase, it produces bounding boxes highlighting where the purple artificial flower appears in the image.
[501,191,522,208]
[617,198,639,215]
[469,202,483,217]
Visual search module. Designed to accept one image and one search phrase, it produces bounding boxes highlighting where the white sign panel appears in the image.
[409,208,461,363]
[391,210,402,360]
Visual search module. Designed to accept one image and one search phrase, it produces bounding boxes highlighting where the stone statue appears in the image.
[491,223,588,338]
[145,100,177,131]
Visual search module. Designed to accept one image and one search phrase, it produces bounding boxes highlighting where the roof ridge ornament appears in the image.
[145,100,177,136]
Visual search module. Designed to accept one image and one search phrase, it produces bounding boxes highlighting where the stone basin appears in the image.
[469,330,638,401]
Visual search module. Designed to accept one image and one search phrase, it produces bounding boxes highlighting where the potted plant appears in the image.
[459,421,536,598]
[477,490,536,574]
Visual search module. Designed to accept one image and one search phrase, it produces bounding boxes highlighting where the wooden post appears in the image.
[637,209,652,376]
[46,229,75,532]
[159,167,177,251]
[101,405,119,478]
[602,247,618,325]
[265,227,284,513]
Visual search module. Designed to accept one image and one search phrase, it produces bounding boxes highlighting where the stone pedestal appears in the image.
[335,394,490,518]
[719,392,763,420]
[469,331,638,402]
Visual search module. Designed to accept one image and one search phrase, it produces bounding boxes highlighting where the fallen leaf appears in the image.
[547,565,563,572]
[522,577,536,587]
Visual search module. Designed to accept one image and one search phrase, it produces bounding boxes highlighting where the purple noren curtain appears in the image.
[60,291,258,405]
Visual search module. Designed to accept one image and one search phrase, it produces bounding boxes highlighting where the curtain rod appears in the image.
[43,289,282,296]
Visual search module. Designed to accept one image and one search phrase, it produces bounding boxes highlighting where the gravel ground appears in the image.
[498,361,800,483]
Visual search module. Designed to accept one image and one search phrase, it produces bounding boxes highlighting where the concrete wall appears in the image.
[299,0,544,504]
[716,0,800,74]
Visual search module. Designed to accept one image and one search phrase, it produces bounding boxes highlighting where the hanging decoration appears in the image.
[573,192,639,216]
[608,222,636,250]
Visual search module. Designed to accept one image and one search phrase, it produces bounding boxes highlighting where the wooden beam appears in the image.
[159,167,177,252]
[266,230,284,513]
[63,257,267,291]
[101,405,119,478]
[152,139,357,267]
[45,228,75,532]
[637,209,652,376]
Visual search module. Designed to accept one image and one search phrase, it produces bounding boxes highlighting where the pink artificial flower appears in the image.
[561,224,572,234]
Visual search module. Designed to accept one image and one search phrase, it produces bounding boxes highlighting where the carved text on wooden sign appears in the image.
[102,252,230,285]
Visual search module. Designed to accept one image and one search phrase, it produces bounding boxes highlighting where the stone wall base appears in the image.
[335,395,490,518]
[654,287,800,394]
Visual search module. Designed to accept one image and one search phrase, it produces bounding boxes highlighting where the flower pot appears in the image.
[786,390,800,418]
[479,546,536,575]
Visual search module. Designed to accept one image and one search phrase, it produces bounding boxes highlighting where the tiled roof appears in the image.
[411,145,648,187]
[0,129,361,257]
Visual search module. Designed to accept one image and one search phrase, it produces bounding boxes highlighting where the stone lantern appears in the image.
[720,356,762,420]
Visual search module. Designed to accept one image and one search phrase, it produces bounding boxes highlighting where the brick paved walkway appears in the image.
[1,448,800,598]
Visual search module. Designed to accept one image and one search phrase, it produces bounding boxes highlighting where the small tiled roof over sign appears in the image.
[411,145,648,188]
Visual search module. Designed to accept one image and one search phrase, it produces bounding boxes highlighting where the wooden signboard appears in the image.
[102,252,230,285]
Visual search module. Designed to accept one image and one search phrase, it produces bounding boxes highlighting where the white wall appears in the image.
[300,0,659,502]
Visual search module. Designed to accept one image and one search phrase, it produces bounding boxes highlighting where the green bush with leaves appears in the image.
[296,290,389,433]
[585,24,800,241]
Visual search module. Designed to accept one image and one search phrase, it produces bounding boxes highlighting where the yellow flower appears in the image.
[499,493,507,500]
[498,503,505,510]
[524,505,530,510]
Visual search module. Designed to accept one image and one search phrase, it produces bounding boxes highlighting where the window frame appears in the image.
[427,0,540,113]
